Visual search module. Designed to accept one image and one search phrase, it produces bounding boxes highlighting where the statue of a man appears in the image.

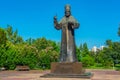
[54,4,80,62]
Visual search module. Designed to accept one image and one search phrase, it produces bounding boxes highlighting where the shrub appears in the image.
[81,55,95,67]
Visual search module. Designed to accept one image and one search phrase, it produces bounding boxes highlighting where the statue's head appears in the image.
[65,4,71,17]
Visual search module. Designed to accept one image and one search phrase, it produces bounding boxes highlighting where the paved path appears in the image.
[0,69,120,80]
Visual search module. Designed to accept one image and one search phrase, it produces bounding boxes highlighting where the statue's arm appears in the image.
[73,22,80,29]
[68,16,80,29]
[68,21,80,29]
[69,16,80,29]
[54,16,62,30]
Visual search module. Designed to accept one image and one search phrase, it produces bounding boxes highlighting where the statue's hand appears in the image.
[54,16,57,21]
[68,21,74,25]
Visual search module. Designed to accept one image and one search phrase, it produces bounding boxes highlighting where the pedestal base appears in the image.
[51,62,84,74]
[41,72,93,78]
[41,62,93,78]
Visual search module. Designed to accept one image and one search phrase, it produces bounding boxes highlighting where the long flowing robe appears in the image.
[54,15,79,62]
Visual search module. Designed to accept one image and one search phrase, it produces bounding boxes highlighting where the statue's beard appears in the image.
[65,11,71,17]
[65,14,70,17]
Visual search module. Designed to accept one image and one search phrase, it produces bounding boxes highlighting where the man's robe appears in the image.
[55,16,79,62]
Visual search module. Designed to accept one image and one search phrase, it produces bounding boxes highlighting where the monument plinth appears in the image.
[51,62,84,74]
[41,4,93,78]
[42,62,92,78]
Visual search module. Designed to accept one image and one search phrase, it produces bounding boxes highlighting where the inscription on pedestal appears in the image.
[51,62,83,74]
[57,63,73,73]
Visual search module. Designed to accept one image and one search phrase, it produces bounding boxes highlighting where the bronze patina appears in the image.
[41,5,93,78]
[54,4,80,62]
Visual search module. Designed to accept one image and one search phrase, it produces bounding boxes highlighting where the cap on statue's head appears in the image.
[65,4,71,11]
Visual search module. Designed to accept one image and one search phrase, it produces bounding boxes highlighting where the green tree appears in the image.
[32,37,59,52]
[26,38,35,45]
[37,47,59,69]
[95,40,120,67]
[118,24,120,37]
[6,25,23,44]
[106,40,113,49]
[82,43,89,57]
[16,44,38,69]
[81,55,94,67]
[33,37,48,51]
[0,41,17,69]
[0,28,7,46]
[77,43,95,67]
[76,44,83,62]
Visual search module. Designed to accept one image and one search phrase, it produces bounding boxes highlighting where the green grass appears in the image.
[115,64,120,71]
[85,66,114,69]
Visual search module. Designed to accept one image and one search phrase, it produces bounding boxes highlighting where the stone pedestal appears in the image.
[41,62,93,78]
[51,62,84,74]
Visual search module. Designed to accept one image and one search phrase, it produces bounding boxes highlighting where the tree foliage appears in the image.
[0,25,61,70]
[118,24,120,37]
[0,25,120,70]
[76,43,95,67]
[6,25,23,44]
[0,28,7,46]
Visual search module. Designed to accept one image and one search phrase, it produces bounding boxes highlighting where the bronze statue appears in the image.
[54,4,80,62]
[42,5,92,78]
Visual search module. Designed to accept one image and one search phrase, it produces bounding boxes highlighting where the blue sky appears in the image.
[0,0,120,49]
